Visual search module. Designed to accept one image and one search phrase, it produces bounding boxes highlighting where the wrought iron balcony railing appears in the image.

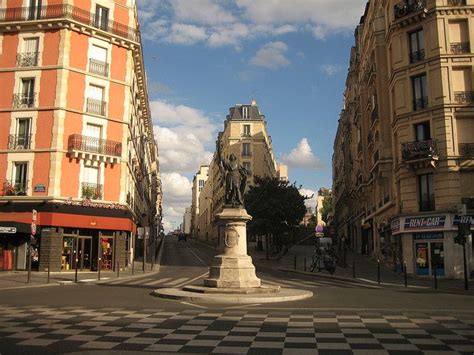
[16,52,39,67]
[12,93,36,108]
[413,96,428,111]
[459,143,474,157]
[68,134,122,157]
[450,42,470,54]
[448,0,466,5]
[0,4,138,41]
[89,58,109,77]
[394,0,426,20]
[8,134,32,150]
[2,180,28,196]
[409,49,425,63]
[81,182,102,200]
[402,139,437,161]
[454,91,474,104]
[86,98,107,116]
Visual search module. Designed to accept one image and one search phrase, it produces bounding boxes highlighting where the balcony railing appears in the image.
[409,49,425,63]
[81,182,102,200]
[68,134,122,157]
[413,96,428,111]
[459,143,474,157]
[394,0,426,20]
[454,91,474,104]
[2,180,28,196]
[86,98,106,116]
[0,4,138,42]
[448,0,466,5]
[16,52,39,67]
[402,139,437,161]
[8,134,32,150]
[89,58,109,77]
[450,42,470,54]
[12,93,36,108]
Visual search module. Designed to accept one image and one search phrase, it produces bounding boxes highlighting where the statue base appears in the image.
[203,207,261,288]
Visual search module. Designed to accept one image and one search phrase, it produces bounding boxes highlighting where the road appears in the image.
[0,235,473,354]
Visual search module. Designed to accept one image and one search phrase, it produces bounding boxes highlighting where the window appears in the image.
[242,124,251,137]
[15,78,35,108]
[242,106,249,119]
[452,68,473,103]
[17,37,39,67]
[198,179,205,192]
[95,5,109,31]
[14,162,28,194]
[16,118,31,149]
[84,123,102,153]
[415,122,430,141]
[242,143,251,157]
[28,0,42,20]
[409,29,424,63]
[243,162,251,175]
[412,74,428,110]
[86,85,106,115]
[82,165,101,199]
[449,20,470,54]
[89,45,108,76]
[418,174,435,211]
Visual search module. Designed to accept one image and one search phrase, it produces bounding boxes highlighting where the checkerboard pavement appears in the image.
[0,305,473,354]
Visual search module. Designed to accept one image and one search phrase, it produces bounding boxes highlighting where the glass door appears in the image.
[415,242,430,276]
[430,242,445,276]
[78,238,92,271]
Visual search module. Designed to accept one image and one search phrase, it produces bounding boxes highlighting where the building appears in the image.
[0,0,161,272]
[190,165,209,238]
[182,207,191,236]
[316,188,331,226]
[196,99,283,244]
[300,207,314,227]
[333,0,473,279]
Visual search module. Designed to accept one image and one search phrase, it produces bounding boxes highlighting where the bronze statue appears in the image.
[219,153,248,207]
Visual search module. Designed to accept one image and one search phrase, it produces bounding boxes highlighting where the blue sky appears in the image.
[137,0,367,231]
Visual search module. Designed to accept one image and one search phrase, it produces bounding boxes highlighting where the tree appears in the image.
[244,177,308,254]
[319,190,333,224]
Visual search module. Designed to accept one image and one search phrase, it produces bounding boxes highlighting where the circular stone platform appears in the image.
[152,285,313,304]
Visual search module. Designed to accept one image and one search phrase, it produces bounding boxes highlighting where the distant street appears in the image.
[0,236,473,354]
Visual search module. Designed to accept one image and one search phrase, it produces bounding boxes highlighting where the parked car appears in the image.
[178,234,187,242]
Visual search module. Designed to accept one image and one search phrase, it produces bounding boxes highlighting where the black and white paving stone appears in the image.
[0,305,473,354]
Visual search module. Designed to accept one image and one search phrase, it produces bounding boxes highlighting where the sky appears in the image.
[137,0,367,231]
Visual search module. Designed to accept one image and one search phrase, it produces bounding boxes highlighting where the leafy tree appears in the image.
[245,177,308,252]
[320,190,333,224]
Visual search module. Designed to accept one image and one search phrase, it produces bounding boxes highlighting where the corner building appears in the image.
[0,0,161,272]
[333,0,473,279]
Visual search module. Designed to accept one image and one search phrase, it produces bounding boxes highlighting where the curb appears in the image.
[278,267,379,286]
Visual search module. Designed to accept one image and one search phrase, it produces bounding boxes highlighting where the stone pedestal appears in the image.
[204,207,261,288]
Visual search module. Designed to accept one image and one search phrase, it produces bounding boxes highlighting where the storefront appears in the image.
[0,224,31,271]
[392,214,473,279]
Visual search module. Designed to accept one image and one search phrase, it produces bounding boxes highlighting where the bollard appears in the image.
[294,255,297,270]
[132,259,135,275]
[98,258,101,281]
[74,253,79,283]
[27,246,32,284]
[404,262,407,288]
[117,261,120,278]
[433,266,438,289]
[352,260,356,279]
[47,259,51,284]
[377,259,380,285]
[304,257,307,272]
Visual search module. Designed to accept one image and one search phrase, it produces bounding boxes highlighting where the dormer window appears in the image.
[242,106,249,119]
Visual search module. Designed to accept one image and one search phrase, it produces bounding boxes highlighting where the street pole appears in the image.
[98,258,101,281]
[433,265,437,290]
[352,260,356,279]
[27,243,32,284]
[143,237,146,273]
[404,262,407,288]
[462,239,469,291]
[377,259,380,284]
[74,249,78,283]
[117,261,120,278]
[47,259,50,284]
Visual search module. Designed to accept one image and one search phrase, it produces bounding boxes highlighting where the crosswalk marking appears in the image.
[165,277,190,286]
[144,278,172,286]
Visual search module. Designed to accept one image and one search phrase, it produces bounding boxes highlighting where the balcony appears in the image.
[16,52,39,67]
[86,98,106,116]
[413,96,428,111]
[68,134,121,164]
[89,58,109,77]
[1,180,28,196]
[450,42,470,54]
[81,182,102,200]
[0,4,138,42]
[454,91,474,104]
[459,143,474,157]
[394,0,426,20]
[402,139,438,166]
[8,134,32,150]
[12,93,36,109]
[447,0,466,5]
[409,49,425,63]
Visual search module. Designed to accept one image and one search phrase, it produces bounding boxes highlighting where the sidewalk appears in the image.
[249,244,474,294]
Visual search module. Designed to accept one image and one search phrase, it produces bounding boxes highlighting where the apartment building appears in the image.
[195,99,283,244]
[0,0,161,273]
[190,165,209,239]
[333,0,473,279]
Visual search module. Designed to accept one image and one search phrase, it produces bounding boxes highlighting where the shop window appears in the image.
[100,238,113,270]
[418,173,435,211]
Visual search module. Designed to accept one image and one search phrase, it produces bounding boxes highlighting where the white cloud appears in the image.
[282,138,324,170]
[172,0,235,25]
[166,23,208,45]
[321,64,344,76]
[250,41,290,70]
[160,173,193,231]
[300,188,317,210]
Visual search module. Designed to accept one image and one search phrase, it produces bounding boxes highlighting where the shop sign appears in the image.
[404,216,446,230]
[391,218,400,233]
[0,227,17,234]
[34,184,46,193]
[64,199,127,211]
[453,215,474,227]
[413,232,444,240]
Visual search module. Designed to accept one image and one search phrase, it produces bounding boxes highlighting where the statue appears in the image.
[219,153,248,207]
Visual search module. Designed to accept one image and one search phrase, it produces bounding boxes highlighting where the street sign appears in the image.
[0,227,16,234]
[32,209,37,222]
[31,223,36,236]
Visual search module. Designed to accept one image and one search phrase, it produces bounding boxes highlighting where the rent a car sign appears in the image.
[404,216,446,230]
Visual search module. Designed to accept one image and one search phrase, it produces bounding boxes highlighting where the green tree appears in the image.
[245,177,308,253]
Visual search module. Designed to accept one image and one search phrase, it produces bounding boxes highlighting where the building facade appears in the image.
[333,0,473,279]
[0,0,161,272]
[190,165,209,239]
[196,99,283,244]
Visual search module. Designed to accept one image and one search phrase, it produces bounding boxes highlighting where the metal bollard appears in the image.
[117,261,120,278]
[132,259,135,275]
[433,266,438,289]
[404,262,407,288]
[294,255,297,270]
[47,259,51,284]
[377,259,380,285]
[304,257,307,272]
[98,258,101,281]
[74,253,78,283]
[352,260,356,279]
